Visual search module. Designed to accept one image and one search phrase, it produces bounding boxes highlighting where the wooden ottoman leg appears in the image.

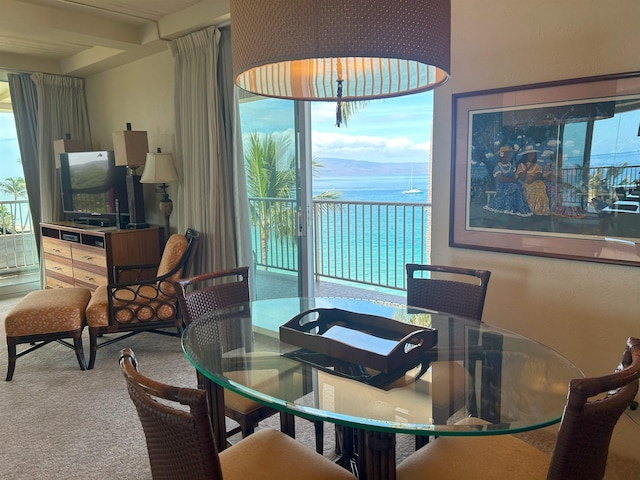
[73,335,87,371]
[88,327,98,370]
[6,338,17,381]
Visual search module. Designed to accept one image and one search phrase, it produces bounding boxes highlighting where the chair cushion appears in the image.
[220,428,355,479]
[396,430,550,480]
[224,361,308,415]
[85,286,109,327]
[5,288,91,337]
[429,360,472,410]
[157,234,189,281]
[224,369,281,414]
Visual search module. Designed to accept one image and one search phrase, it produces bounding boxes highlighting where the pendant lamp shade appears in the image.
[230,0,451,102]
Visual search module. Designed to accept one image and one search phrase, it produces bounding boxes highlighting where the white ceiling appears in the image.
[0,0,231,80]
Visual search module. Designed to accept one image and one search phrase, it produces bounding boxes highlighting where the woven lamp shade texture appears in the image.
[231,0,450,101]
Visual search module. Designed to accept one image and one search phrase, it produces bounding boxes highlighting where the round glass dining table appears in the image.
[182,297,582,480]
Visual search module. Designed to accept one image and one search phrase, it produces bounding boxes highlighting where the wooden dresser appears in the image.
[41,222,164,291]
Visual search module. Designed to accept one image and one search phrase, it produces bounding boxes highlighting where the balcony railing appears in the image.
[314,200,430,290]
[249,197,430,292]
[248,166,638,294]
[561,165,640,205]
[0,200,38,272]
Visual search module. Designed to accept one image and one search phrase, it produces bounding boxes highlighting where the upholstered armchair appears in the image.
[85,229,200,369]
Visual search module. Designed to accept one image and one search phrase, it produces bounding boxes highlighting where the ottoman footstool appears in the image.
[5,287,92,381]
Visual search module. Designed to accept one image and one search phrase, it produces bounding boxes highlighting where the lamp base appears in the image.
[126,222,150,230]
[126,174,147,225]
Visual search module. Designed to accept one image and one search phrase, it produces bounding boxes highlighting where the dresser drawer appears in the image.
[72,244,107,269]
[44,254,74,278]
[42,237,71,258]
[46,275,75,289]
[73,265,107,289]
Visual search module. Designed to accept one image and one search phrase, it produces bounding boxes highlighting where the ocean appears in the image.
[310,174,431,289]
[313,174,430,203]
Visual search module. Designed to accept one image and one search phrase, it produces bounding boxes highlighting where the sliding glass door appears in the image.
[238,94,313,299]
[0,81,39,296]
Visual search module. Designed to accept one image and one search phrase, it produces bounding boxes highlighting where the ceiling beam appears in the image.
[0,0,149,50]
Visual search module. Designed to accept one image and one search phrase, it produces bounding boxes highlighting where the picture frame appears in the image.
[450,72,640,266]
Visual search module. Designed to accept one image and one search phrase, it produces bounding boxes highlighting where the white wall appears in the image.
[85,50,175,229]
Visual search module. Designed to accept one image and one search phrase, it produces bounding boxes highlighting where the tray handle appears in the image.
[387,329,429,357]
[287,307,331,332]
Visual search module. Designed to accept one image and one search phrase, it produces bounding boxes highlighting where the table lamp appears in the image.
[140,148,178,239]
[113,123,149,229]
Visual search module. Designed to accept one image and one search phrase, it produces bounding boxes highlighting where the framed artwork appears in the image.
[450,72,640,266]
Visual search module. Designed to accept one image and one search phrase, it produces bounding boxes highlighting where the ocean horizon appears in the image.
[313,174,430,203]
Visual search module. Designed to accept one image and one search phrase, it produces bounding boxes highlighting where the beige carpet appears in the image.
[0,293,638,479]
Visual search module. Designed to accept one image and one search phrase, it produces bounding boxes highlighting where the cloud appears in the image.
[313,131,430,162]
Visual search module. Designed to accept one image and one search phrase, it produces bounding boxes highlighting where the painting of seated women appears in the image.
[515,145,551,216]
[484,146,533,217]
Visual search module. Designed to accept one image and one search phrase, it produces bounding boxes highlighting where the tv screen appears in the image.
[59,151,129,222]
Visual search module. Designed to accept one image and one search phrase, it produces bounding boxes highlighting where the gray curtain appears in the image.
[8,72,92,286]
[30,73,92,223]
[7,74,40,254]
[170,26,252,277]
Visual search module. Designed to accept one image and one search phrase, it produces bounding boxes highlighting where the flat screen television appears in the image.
[59,150,129,226]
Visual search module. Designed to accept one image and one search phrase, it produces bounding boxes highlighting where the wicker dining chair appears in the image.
[175,267,324,453]
[406,263,492,448]
[406,264,491,321]
[119,348,355,480]
[397,336,640,480]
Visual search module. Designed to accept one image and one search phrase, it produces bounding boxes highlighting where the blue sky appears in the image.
[239,92,434,164]
[0,112,22,180]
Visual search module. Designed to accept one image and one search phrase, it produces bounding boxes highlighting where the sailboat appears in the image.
[402,169,422,194]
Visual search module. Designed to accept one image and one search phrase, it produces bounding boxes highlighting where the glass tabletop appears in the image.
[181,297,583,437]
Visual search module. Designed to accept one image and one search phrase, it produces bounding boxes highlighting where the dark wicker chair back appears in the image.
[406,263,491,321]
[176,267,250,327]
[119,348,223,480]
[547,336,640,480]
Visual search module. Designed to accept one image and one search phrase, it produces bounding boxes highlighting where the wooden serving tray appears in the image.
[279,307,437,373]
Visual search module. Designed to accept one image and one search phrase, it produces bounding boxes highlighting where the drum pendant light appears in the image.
[230,0,451,125]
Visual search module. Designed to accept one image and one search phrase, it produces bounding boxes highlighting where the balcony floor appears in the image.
[255,268,404,304]
[0,268,39,298]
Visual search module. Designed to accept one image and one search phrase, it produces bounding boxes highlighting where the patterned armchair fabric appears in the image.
[85,229,200,369]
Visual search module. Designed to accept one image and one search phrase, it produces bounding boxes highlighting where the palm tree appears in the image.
[0,177,26,233]
[337,101,368,127]
[245,132,344,267]
[245,132,297,266]
[0,177,26,200]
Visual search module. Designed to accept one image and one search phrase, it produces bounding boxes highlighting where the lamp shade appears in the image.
[140,152,178,184]
[230,0,450,102]
[113,129,149,167]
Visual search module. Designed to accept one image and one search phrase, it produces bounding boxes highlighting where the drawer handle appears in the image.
[53,266,62,271]
[81,256,93,260]
[52,248,61,253]
[83,276,94,281]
